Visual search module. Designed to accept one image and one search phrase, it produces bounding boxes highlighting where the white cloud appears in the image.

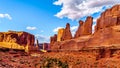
[71,26,78,36]
[53,27,64,33]
[40,30,44,32]
[0,13,12,20]
[93,18,97,23]
[26,26,37,30]
[92,24,96,33]
[35,34,49,43]
[54,0,120,20]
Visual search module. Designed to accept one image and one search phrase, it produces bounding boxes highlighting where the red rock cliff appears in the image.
[74,16,93,38]
[87,5,120,47]
[50,34,57,45]
[0,31,35,52]
[61,23,72,41]
[0,31,34,46]
[50,5,120,51]
[95,5,120,31]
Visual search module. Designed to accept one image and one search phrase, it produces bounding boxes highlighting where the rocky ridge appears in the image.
[50,5,120,58]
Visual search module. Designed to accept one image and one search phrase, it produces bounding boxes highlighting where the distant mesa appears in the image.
[0,30,50,53]
[0,31,36,53]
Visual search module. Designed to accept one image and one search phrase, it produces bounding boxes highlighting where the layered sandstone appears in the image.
[50,5,120,52]
[0,31,35,52]
[87,5,120,47]
[61,23,72,41]
[95,5,120,32]
[50,34,57,46]
[74,16,93,38]
[57,28,64,41]
[74,20,84,38]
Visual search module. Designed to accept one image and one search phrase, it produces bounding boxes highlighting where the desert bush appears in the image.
[41,57,68,68]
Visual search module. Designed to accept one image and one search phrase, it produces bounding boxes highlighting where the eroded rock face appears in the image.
[95,5,120,31]
[0,31,34,46]
[83,16,93,35]
[50,5,120,53]
[57,28,64,41]
[87,5,120,47]
[0,31,35,52]
[74,16,93,38]
[50,34,57,46]
[74,20,84,38]
[61,23,72,41]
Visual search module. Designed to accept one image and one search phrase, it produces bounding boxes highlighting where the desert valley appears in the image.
[0,4,120,68]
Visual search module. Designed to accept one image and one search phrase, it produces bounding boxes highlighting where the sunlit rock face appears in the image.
[87,5,120,47]
[57,28,64,42]
[95,5,120,32]
[50,34,57,45]
[0,31,35,52]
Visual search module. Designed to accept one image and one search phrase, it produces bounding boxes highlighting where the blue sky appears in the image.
[0,0,119,43]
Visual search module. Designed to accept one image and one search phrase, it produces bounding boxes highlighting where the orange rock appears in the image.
[0,31,35,52]
[61,23,72,41]
[74,20,84,38]
[74,16,93,38]
[50,34,57,46]
[57,28,64,41]
[83,16,93,35]
[96,5,120,31]
[50,4,120,52]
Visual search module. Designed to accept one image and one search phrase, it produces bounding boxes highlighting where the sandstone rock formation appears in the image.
[50,5,120,52]
[50,34,57,46]
[74,16,93,38]
[95,5,120,32]
[57,28,64,41]
[87,5,120,47]
[61,23,72,41]
[74,20,84,38]
[0,31,35,52]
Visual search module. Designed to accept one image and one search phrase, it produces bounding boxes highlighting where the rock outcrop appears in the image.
[61,23,72,41]
[50,34,57,46]
[50,4,120,55]
[87,5,120,47]
[57,28,64,41]
[74,16,93,38]
[0,31,34,46]
[0,31,35,52]
[74,20,84,38]
[95,5,120,32]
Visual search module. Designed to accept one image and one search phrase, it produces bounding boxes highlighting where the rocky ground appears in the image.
[0,50,120,68]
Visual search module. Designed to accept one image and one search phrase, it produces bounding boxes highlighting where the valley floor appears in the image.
[0,51,120,68]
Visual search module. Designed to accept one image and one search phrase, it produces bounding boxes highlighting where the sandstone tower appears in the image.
[57,28,64,41]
